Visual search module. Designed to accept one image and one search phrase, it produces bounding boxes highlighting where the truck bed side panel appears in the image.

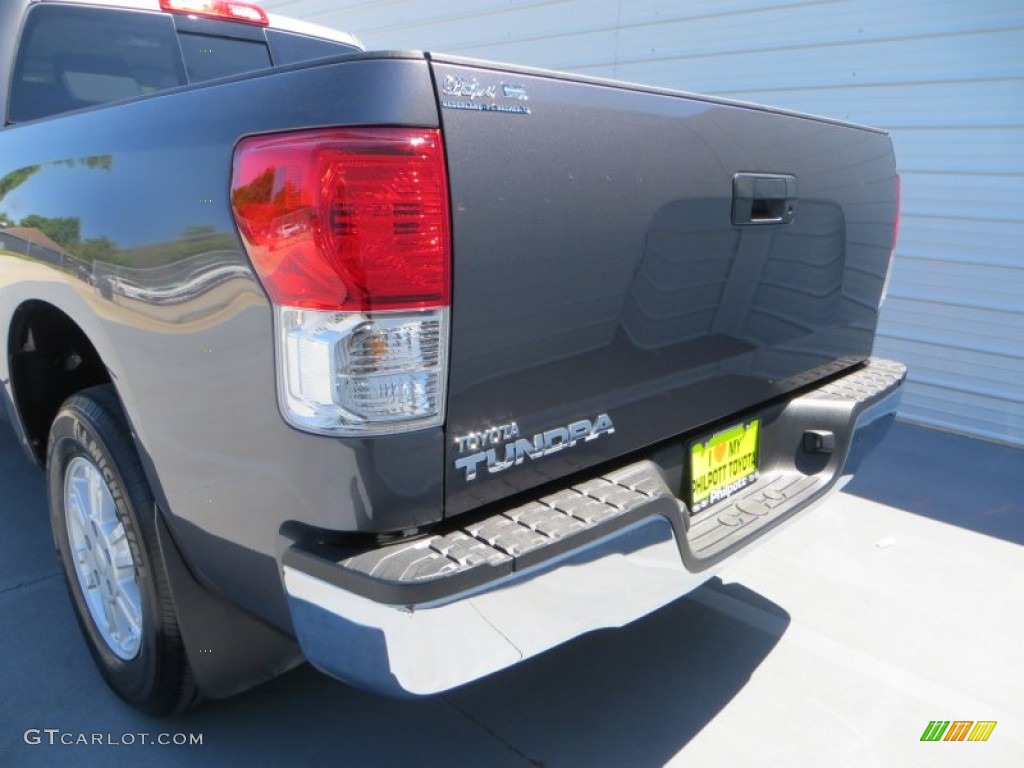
[0,56,442,629]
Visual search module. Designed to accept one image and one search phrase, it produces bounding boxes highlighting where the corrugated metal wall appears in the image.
[262,0,1024,446]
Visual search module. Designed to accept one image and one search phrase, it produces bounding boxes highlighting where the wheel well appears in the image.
[8,301,111,464]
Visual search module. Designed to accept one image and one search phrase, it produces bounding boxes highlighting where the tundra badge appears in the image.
[453,414,615,481]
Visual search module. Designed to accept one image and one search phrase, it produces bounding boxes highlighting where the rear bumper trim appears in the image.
[280,358,905,696]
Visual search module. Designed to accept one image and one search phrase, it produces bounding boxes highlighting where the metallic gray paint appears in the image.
[433,60,898,516]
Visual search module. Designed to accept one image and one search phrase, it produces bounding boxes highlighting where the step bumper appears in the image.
[280,358,905,697]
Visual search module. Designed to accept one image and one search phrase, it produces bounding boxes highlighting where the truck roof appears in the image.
[0,0,363,126]
[29,0,363,49]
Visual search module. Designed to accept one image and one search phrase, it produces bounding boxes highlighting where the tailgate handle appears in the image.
[732,173,797,225]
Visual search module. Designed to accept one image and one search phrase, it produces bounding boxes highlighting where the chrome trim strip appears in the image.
[284,516,711,697]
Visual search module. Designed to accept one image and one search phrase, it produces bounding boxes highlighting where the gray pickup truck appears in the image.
[0,0,904,715]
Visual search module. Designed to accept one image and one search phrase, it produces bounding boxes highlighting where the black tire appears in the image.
[47,384,199,716]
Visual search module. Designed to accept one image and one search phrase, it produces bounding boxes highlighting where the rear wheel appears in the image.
[47,385,198,715]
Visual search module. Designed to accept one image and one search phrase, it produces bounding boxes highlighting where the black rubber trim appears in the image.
[156,511,303,699]
[676,358,906,571]
[283,538,513,607]
[281,491,682,607]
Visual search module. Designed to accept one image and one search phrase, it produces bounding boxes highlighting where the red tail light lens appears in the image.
[231,127,451,311]
[159,0,269,25]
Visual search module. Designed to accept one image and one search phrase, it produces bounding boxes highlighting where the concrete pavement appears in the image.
[1,419,1021,767]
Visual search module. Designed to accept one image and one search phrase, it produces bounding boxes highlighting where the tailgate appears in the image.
[431,56,898,516]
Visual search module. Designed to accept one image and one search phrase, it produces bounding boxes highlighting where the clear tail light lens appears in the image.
[231,128,451,436]
[278,307,447,434]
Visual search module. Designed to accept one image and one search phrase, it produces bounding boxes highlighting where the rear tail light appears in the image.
[231,128,451,436]
[159,0,269,25]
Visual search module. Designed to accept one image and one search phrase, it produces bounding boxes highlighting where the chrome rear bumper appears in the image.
[280,358,905,697]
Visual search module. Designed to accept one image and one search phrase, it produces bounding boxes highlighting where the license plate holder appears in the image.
[689,418,761,514]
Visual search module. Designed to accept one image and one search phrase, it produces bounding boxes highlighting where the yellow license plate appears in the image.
[690,419,760,513]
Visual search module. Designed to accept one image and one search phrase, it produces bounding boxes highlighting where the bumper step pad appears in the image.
[339,467,668,598]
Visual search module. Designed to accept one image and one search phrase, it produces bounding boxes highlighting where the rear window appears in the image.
[177,31,271,82]
[266,29,359,65]
[8,5,186,122]
[7,4,343,123]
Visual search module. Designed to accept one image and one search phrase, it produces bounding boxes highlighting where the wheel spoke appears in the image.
[87,468,102,520]
[70,477,92,530]
[112,548,135,574]
[99,588,117,637]
[66,498,86,541]
[110,524,134,575]
[109,521,126,547]
[82,552,98,586]
[95,476,117,527]
[116,592,142,640]
[109,596,126,643]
